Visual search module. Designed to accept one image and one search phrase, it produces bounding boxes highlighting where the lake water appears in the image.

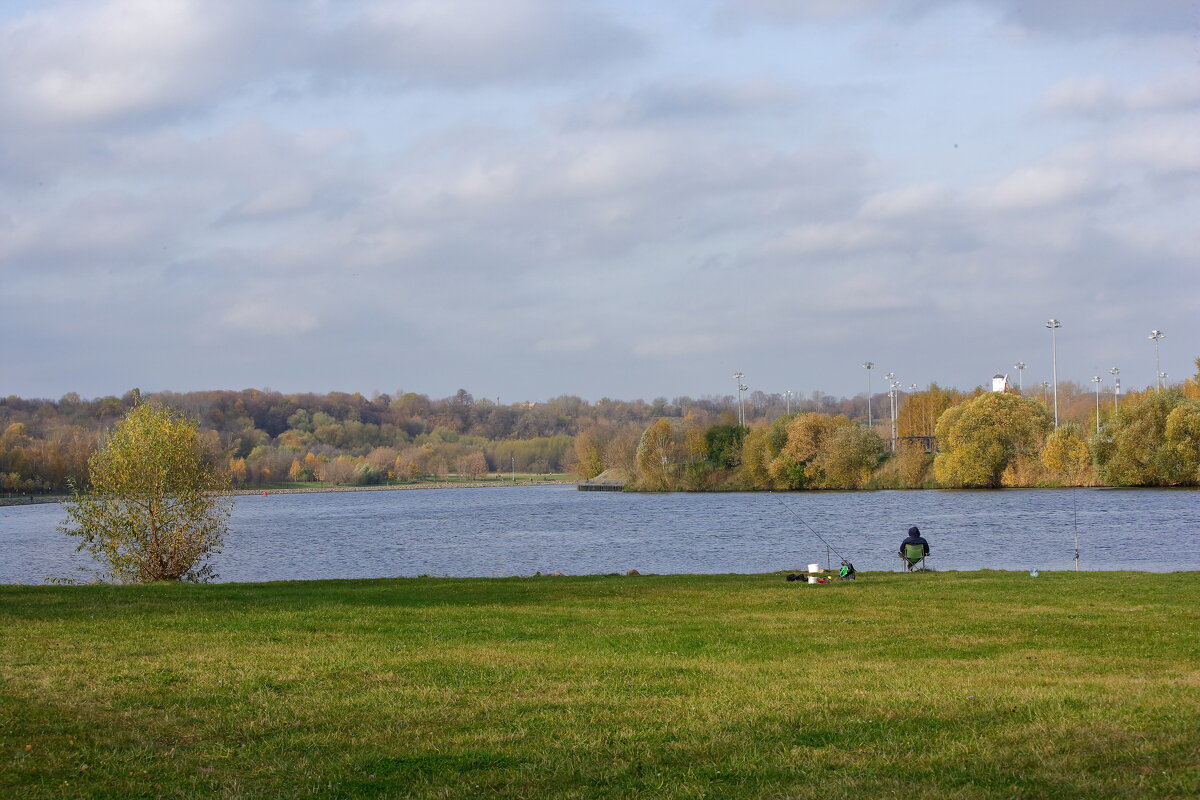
[1,486,1196,584]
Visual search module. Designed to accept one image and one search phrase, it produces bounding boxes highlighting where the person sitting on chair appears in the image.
[899,526,930,571]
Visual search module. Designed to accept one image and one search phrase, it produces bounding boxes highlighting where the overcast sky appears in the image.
[2,0,1197,404]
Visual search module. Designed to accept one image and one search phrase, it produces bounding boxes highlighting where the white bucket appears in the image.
[808,563,821,573]
[808,575,819,584]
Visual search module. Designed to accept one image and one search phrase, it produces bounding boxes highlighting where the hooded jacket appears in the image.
[899,526,930,556]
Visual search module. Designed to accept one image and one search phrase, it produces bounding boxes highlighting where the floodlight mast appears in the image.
[1014,361,1026,392]
[1045,319,1061,427]
[862,362,874,428]
[1091,376,1102,431]
[885,372,898,453]
[1149,331,1165,390]
[733,372,746,426]
[1110,367,1120,410]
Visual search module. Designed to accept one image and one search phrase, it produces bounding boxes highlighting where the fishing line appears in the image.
[770,493,851,564]
[1072,487,1080,571]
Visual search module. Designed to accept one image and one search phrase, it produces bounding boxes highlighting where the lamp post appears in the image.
[784,390,792,415]
[886,373,898,453]
[1149,331,1165,390]
[733,372,746,426]
[862,362,874,428]
[1045,319,1061,427]
[1091,376,1101,432]
[1110,367,1120,411]
[1014,361,1026,393]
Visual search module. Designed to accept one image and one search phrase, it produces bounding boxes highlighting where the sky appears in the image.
[2,0,1198,404]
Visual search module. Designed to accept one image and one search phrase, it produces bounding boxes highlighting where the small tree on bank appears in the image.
[60,403,232,583]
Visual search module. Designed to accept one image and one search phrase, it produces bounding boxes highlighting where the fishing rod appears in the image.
[1072,488,1080,572]
[771,493,851,565]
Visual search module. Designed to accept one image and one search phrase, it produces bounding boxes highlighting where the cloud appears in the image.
[715,0,1196,37]
[0,0,645,134]
[633,335,723,358]
[559,80,799,128]
[860,184,951,219]
[977,166,1102,211]
[1041,74,1200,119]
[984,0,1197,37]
[0,0,294,126]
[1104,116,1200,175]
[1039,77,1122,117]
[762,221,901,256]
[313,0,646,88]
[534,335,598,354]
[1,1,1196,402]
[220,300,318,337]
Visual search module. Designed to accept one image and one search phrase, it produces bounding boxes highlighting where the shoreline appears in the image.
[234,479,574,496]
[0,480,576,507]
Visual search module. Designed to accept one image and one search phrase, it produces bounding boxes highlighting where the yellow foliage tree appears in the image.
[572,428,605,479]
[1040,424,1094,486]
[59,403,232,583]
[934,392,1050,488]
[635,419,679,491]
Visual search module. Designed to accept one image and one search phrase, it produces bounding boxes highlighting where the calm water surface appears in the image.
[1,486,1196,584]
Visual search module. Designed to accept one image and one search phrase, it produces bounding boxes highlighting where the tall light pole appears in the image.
[862,362,874,428]
[886,373,898,453]
[1110,367,1120,411]
[1046,319,1061,427]
[1149,330,1165,390]
[1091,376,1102,432]
[733,372,746,426]
[1014,361,1026,393]
[784,390,792,415]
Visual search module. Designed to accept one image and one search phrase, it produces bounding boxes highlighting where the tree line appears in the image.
[581,359,1200,490]
[3,362,1198,494]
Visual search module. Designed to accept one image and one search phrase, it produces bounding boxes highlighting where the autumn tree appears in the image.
[893,440,933,488]
[455,451,489,479]
[704,424,746,469]
[1165,400,1200,484]
[1184,357,1200,401]
[738,426,778,489]
[59,403,232,583]
[1040,423,1094,486]
[572,428,605,479]
[817,424,887,488]
[635,419,680,491]
[897,384,961,438]
[771,413,853,488]
[1093,389,1195,486]
[933,392,1050,488]
[602,425,642,479]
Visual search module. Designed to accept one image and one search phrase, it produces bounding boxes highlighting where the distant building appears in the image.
[991,373,1009,392]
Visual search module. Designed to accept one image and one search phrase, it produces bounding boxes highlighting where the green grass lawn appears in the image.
[2,571,1197,799]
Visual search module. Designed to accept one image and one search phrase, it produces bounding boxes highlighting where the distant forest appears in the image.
[3,366,1198,494]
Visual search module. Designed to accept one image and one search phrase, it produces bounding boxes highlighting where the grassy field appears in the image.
[2,571,1197,799]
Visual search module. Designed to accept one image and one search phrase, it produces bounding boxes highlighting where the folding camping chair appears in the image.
[901,543,927,571]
